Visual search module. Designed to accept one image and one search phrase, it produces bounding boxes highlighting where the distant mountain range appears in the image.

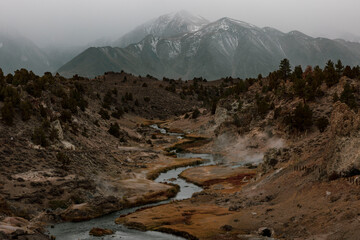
[58,11,360,80]
[0,32,85,75]
[0,32,51,74]
[2,11,360,79]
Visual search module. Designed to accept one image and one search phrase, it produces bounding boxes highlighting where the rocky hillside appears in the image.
[0,69,208,239]
[59,16,360,80]
[2,59,360,239]
[114,60,360,239]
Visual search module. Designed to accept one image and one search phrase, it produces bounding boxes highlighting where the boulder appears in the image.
[61,196,123,222]
[61,141,75,150]
[51,120,64,140]
[89,227,114,237]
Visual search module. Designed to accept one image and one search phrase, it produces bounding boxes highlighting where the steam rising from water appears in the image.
[213,131,285,166]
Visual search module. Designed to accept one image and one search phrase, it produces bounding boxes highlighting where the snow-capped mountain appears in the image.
[59,16,360,80]
[114,10,209,47]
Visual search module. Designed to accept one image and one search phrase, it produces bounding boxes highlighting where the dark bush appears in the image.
[32,127,48,147]
[56,152,70,169]
[19,100,32,121]
[99,108,110,120]
[60,110,72,122]
[233,115,241,127]
[108,123,120,138]
[0,86,20,105]
[49,127,59,141]
[192,108,200,119]
[286,103,313,132]
[340,83,357,109]
[316,117,329,133]
[1,100,14,125]
[256,96,270,116]
[324,60,339,87]
[111,107,124,119]
[103,90,116,109]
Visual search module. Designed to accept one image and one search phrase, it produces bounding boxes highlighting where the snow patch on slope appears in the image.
[167,40,181,58]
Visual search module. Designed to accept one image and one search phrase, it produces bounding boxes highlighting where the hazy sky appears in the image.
[1,0,360,48]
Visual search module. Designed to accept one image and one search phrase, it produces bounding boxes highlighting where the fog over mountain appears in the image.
[58,12,360,80]
[1,0,360,48]
[1,0,360,75]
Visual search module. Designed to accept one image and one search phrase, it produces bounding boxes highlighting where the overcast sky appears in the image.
[1,0,360,48]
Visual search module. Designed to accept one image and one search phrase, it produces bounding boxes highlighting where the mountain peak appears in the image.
[216,17,258,29]
[115,11,209,47]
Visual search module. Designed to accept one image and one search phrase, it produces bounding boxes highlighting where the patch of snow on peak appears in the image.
[167,40,181,58]
[150,37,159,53]
[218,17,257,29]
[214,32,239,56]
[136,42,144,51]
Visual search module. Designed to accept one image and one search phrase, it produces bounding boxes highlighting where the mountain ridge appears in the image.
[59,14,360,80]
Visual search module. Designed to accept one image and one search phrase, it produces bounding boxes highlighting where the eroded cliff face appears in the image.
[326,102,360,176]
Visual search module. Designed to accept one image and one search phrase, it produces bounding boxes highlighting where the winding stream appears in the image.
[48,126,219,239]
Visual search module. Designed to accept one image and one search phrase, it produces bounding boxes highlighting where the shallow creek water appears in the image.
[48,126,220,239]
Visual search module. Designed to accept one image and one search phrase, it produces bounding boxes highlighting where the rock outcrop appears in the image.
[60,196,123,222]
[327,102,360,175]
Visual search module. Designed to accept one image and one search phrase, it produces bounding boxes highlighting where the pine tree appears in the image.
[324,60,339,87]
[279,59,292,80]
[335,59,344,77]
[292,65,303,80]
[340,83,357,109]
